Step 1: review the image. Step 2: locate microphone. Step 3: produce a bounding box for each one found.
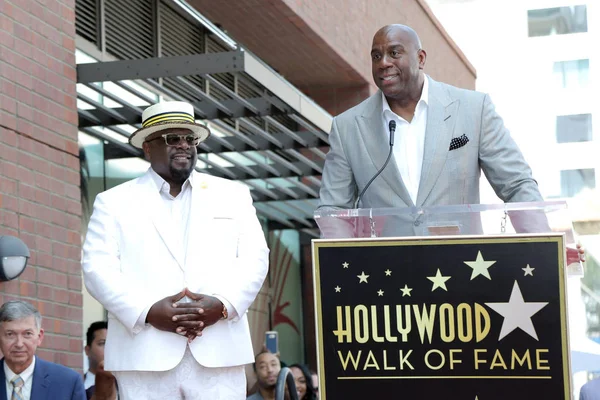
[354,120,396,209]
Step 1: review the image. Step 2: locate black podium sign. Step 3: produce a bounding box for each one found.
[312,235,570,400]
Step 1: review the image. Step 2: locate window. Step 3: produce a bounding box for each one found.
[528,5,587,37]
[560,169,595,197]
[553,59,589,89]
[556,114,592,143]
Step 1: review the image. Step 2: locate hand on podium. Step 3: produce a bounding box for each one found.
[566,243,585,266]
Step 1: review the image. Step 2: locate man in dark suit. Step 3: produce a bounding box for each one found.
[0,300,86,399]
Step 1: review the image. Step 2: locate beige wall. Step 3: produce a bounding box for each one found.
[190,0,476,114]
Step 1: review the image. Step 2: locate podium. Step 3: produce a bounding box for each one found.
[312,201,582,400]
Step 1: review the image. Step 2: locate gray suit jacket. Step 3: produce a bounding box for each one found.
[581,378,600,400]
[317,76,542,236]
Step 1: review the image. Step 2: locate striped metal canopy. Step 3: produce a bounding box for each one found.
[75,0,331,236]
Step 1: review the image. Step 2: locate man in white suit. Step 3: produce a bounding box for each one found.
[82,101,269,400]
[318,24,542,236]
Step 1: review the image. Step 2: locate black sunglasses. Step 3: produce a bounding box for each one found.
[146,133,200,147]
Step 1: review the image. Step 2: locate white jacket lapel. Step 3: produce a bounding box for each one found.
[184,173,212,271]
[138,172,185,270]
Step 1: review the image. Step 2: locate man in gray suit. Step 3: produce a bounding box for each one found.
[581,378,600,400]
[318,24,542,237]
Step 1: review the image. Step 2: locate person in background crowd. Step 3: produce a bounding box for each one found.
[247,351,281,400]
[580,377,600,400]
[84,321,107,392]
[289,364,317,400]
[84,321,118,399]
[0,301,86,399]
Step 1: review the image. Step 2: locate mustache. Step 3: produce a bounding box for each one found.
[170,152,192,159]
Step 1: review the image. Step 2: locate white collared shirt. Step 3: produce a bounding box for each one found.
[148,167,194,263]
[4,356,35,400]
[83,370,95,390]
[382,77,429,205]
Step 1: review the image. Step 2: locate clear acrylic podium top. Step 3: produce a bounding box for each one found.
[314,200,583,276]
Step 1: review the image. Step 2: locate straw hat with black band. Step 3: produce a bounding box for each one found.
[128,101,211,149]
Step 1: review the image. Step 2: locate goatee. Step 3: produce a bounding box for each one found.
[169,164,194,184]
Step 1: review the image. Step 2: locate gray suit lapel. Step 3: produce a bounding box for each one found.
[416,78,458,206]
[357,92,413,206]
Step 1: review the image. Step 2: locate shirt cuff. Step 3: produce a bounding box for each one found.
[213,295,238,321]
[133,305,152,334]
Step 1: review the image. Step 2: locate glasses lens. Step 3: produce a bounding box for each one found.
[165,134,180,146]
[164,134,200,146]
[185,135,200,145]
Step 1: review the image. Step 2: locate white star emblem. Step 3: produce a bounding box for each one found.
[385,269,392,276]
[485,281,548,341]
[357,271,370,283]
[334,286,341,293]
[427,269,451,291]
[522,264,535,276]
[400,284,412,297]
[377,290,384,296]
[342,262,349,269]
[463,251,496,280]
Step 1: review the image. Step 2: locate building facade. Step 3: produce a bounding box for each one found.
[0,0,475,379]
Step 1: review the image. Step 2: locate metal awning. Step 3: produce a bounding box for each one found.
[75,0,331,235]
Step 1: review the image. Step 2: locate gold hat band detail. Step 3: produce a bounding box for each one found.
[142,112,195,128]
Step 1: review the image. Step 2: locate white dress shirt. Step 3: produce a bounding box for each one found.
[382,77,429,205]
[134,168,235,331]
[4,356,35,400]
[83,370,95,390]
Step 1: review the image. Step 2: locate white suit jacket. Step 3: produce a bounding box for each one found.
[82,170,269,371]
[317,76,543,237]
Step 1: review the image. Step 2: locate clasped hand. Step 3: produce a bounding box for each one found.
[146,288,224,342]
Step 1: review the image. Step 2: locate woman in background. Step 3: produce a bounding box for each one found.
[289,364,317,400]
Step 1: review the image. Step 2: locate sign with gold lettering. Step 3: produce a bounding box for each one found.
[312,235,570,399]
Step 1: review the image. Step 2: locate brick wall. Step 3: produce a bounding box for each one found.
[277,0,476,91]
[0,0,82,370]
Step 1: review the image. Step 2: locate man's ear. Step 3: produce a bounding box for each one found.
[418,49,427,69]
[142,141,151,161]
[37,328,44,346]
[85,345,90,357]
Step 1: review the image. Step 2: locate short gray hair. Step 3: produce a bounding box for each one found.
[0,301,42,331]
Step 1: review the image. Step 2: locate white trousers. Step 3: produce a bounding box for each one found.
[113,347,246,400]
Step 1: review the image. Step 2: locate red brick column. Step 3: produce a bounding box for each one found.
[0,0,82,370]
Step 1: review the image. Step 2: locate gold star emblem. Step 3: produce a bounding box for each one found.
[335,286,341,293]
[342,262,349,268]
[400,284,412,297]
[357,271,370,283]
[199,181,209,189]
[384,269,392,276]
[427,269,451,292]
[377,290,384,296]
[522,264,535,276]
[463,251,496,280]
